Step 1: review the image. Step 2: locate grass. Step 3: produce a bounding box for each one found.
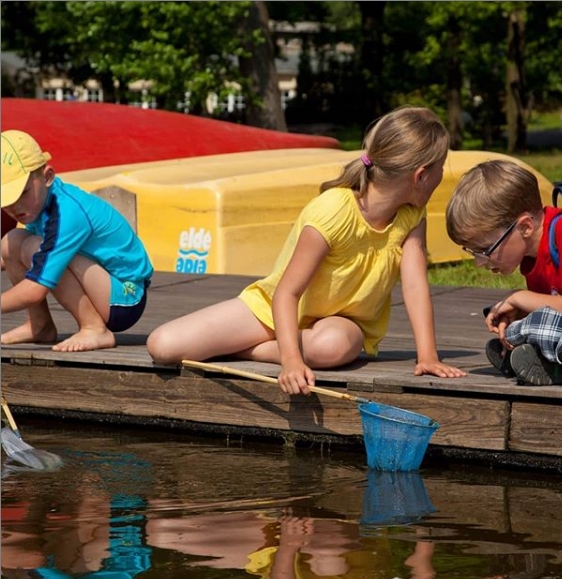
[514,151,561,183]
[332,116,562,288]
[528,110,561,131]
[335,122,562,183]
[427,260,525,289]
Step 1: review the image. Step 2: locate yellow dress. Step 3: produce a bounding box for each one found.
[245,535,394,579]
[238,187,425,356]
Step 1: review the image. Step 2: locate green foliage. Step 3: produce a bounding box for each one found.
[323,2,361,30]
[69,1,256,110]
[526,2,562,105]
[428,260,526,289]
[514,151,562,184]
[2,1,259,112]
[528,111,562,131]
[2,1,561,136]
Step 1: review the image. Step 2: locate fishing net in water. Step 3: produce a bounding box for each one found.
[359,402,439,471]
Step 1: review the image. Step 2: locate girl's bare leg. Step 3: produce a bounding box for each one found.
[1,230,58,344]
[241,316,364,368]
[147,298,275,365]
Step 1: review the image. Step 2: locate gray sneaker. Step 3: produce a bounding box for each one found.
[485,338,515,377]
[510,344,562,386]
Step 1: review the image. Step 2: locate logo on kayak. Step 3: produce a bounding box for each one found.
[176,227,212,274]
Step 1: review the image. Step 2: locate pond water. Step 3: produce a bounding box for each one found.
[1,418,562,579]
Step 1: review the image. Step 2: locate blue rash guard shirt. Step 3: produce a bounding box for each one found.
[25,177,153,307]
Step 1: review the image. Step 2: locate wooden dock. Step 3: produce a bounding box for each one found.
[2,272,562,471]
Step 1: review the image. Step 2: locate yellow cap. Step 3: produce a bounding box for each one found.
[1,130,52,207]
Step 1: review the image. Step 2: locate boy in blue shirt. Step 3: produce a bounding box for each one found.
[1,130,153,352]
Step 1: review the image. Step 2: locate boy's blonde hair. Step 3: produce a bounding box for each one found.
[446,160,543,247]
[320,106,450,196]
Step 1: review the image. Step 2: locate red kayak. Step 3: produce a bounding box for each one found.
[1,98,340,233]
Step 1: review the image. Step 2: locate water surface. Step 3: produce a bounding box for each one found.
[2,418,561,578]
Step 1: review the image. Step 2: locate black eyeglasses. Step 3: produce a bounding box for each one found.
[462,220,518,259]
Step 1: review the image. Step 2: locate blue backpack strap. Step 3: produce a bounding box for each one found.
[550,213,562,269]
[553,182,562,208]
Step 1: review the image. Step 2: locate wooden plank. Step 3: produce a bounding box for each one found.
[423,477,509,533]
[1,272,506,345]
[321,475,562,557]
[3,272,562,463]
[510,402,562,456]
[508,487,562,542]
[1,364,362,437]
[367,392,509,451]
[4,344,562,400]
[1,362,509,451]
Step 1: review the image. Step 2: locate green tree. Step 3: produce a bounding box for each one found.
[3,1,561,139]
[357,1,387,123]
[1,1,287,129]
[505,5,529,153]
[400,2,506,149]
[525,2,562,108]
[239,1,287,130]
[396,2,561,150]
[66,1,256,113]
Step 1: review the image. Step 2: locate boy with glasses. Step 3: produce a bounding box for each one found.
[446,159,562,386]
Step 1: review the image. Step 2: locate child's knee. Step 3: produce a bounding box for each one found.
[146,328,163,361]
[20,235,42,264]
[1,229,37,262]
[2,229,24,260]
[147,327,178,365]
[307,326,363,367]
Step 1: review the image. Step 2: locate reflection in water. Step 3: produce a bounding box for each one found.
[360,470,437,529]
[2,450,153,577]
[1,419,562,579]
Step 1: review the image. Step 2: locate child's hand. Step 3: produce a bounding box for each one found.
[414,359,467,378]
[484,299,522,335]
[278,360,316,395]
[278,509,314,549]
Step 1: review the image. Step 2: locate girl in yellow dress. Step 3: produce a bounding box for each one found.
[148,105,466,392]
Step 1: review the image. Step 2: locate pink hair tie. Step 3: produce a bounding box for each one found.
[361,154,373,168]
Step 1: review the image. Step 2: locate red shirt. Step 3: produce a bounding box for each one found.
[521,206,562,295]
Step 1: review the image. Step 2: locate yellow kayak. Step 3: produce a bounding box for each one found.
[61,148,554,275]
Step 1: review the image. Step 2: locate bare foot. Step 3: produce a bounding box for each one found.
[1,321,58,345]
[52,328,116,352]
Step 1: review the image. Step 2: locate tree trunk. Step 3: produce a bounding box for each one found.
[99,72,117,104]
[445,20,463,150]
[358,1,387,124]
[506,9,528,154]
[238,1,287,131]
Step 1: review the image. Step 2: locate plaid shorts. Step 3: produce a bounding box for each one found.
[506,306,562,363]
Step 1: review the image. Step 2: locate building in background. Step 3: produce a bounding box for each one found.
[1,22,351,119]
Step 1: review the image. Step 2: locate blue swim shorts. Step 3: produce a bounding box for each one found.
[107,284,149,332]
